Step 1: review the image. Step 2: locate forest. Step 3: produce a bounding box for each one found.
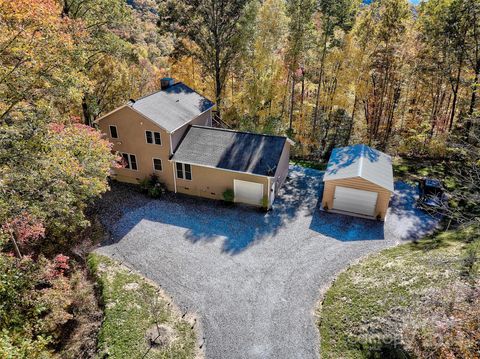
[0,0,479,357]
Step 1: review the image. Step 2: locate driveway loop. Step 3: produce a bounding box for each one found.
[97,166,439,359]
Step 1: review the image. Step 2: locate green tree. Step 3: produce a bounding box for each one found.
[157,0,255,117]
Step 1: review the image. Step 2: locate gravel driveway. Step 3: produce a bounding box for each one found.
[96,166,438,359]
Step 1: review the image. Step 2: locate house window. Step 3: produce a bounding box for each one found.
[109,125,118,138]
[146,131,161,145]
[153,158,162,172]
[121,153,137,170]
[176,162,191,180]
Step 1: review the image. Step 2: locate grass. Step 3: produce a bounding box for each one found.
[317,227,477,359]
[290,159,328,171]
[392,157,459,190]
[88,253,198,359]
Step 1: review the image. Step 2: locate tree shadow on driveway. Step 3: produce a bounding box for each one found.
[99,166,439,255]
[309,180,440,242]
[103,166,324,254]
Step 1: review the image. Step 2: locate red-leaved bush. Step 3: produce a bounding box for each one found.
[2,212,45,252]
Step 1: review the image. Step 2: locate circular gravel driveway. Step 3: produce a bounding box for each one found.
[96,166,438,359]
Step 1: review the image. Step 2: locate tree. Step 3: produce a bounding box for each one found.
[0,121,116,244]
[157,0,255,117]
[355,0,411,148]
[311,0,359,134]
[285,0,316,131]
[0,0,84,122]
[236,0,288,129]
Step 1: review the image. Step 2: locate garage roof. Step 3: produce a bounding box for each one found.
[323,144,394,192]
[171,126,287,176]
[130,82,214,132]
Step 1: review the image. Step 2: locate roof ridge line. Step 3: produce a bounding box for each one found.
[190,125,288,140]
[131,82,184,103]
[357,144,365,177]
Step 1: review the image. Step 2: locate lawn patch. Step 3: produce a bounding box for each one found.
[290,159,327,171]
[318,227,479,359]
[88,253,198,358]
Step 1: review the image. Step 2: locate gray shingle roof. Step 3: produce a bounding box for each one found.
[323,144,394,192]
[171,126,287,176]
[131,83,214,132]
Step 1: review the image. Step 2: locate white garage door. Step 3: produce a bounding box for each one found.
[234,179,264,206]
[333,186,378,217]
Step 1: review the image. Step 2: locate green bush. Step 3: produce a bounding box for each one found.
[140,174,166,198]
[261,195,269,210]
[223,189,234,203]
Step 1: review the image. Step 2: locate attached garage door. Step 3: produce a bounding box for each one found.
[333,186,378,217]
[234,179,264,206]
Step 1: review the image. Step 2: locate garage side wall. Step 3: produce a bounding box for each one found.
[175,164,269,205]
[273,141,291,193]
[322,177,392,220]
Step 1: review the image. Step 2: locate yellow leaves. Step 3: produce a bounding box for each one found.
[0,0,61,29]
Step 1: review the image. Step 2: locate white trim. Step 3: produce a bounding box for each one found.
[175,162,192,181]
[145,130,152,144]
[233,179,264,206]
[152,158,163,172]
[95,104,170,134]
[169,106,214,134]
[145,130,162,146]
[109,125,118,139]
[267,176,271,207]
[128,106,170,132]
[172,161,177,193]
[154,131,162,145]
[94,105,127,123]
[119,152,139,171]
[170,160,271,179]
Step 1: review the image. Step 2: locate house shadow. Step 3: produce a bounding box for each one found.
[101,166,325,255]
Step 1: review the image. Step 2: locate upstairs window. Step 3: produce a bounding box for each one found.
[121,153,137,170]
[176,162,191,180]
[109,125,118,138]
[146,130,161,145]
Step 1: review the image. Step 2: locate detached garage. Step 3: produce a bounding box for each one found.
[321,144,394,220]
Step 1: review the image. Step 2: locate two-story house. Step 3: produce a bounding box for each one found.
[95,78,291,208]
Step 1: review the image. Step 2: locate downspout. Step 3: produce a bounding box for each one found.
[169,134,177,193]
[267,176,271,209]
[172,161,177,193]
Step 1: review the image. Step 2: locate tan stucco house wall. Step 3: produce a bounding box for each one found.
[97,106,176,190]
[175,164,271,203]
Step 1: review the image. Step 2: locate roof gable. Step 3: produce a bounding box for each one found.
[171,126,287,177]
[131,83,214,132]
[323,144,394,192]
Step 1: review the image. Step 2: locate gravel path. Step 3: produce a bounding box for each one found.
[95,166,438,359]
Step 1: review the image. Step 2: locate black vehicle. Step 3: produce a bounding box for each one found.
[418,178,447,207]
